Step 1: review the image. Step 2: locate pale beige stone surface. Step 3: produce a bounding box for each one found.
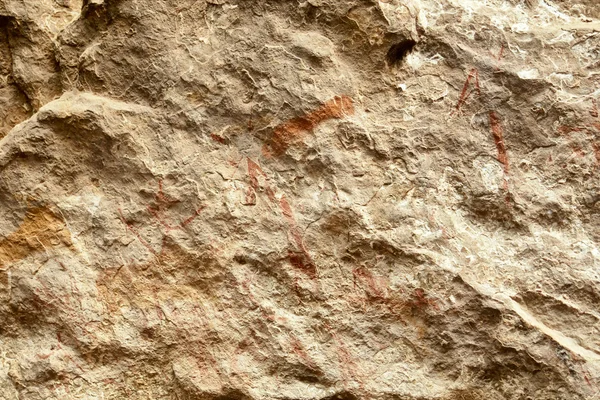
[1,0,600,399]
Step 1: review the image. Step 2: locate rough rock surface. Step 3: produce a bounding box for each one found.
[1,0,600,399]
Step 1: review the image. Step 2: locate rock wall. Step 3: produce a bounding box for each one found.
[1,0,600,399]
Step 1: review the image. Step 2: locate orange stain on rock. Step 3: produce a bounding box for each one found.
[97,239,223,317]
[0,207,72,268]
[262,95,354,157]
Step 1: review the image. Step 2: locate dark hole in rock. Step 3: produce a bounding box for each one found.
[386,39,417,66]
[320,391,359,400]
[215,390,252,400]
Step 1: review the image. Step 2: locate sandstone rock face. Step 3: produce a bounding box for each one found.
[1,0,600,399]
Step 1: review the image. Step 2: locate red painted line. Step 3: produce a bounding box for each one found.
[279,196,295,220]
[279,195,317,278]
[247,158,261,191]
[288,250,317,279]
[210,133,227,144]
[489,111,509,174]
[244,187,257,205]
[593,143,600,168]
[181,206,205,227]
[324,322,363,389]
[289,336,317,370]
[353,266,387,299]
[64,354,85,373]
[557,124,600,161]
[584,373,592,387]
[118,208,159,255]
[558,125,587,135]
[452,68,481,115]
[147,206,178,231]
[497,44,504,61]
[156,180,179,206]
[245,159,317,279]
[493,44,505,72]
[247,157,278,203]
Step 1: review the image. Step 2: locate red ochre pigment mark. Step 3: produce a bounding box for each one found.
[149,180,206,229]
[350,264,439,322]
[146,180,182,231]
[118,180,205,255]
[156,180,179,205]
[451,68,481,115]
[244,157,317,279]
[280,195,317,279]
[244,187,257,206]
[44,332,85,373]
[584,373,593,387]
[558,126,588,158]
[324,323,363,389]
[492,44,505,72]
[247,158,262,189]
[229,157,243,168]
[489,112,509,174]
[262,95,355,157]
[496,44,505,62]
[489,111,511,203]
[412,288,439,310]
[558,124,600,167]
[289,336,318,370]
[245,159,262,205]
[181,206,206,227]
[592,143,600,167]
[247,158,276,203]
[240,277,261,311]
[353,266,388,299]
[210,133,227,144]
[38,333,65,360]
[118,208,160,256]
[147,206,179,231]
[558,125,594,137]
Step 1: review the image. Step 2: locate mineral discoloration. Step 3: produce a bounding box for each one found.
[0,207,72,268]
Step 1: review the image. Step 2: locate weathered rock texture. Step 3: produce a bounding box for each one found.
[1,0,600,399]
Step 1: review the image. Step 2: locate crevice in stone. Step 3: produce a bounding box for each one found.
[0,16,34,136]
[57,0,124,92]
[319,391,359,400]
[1,14,62,111]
